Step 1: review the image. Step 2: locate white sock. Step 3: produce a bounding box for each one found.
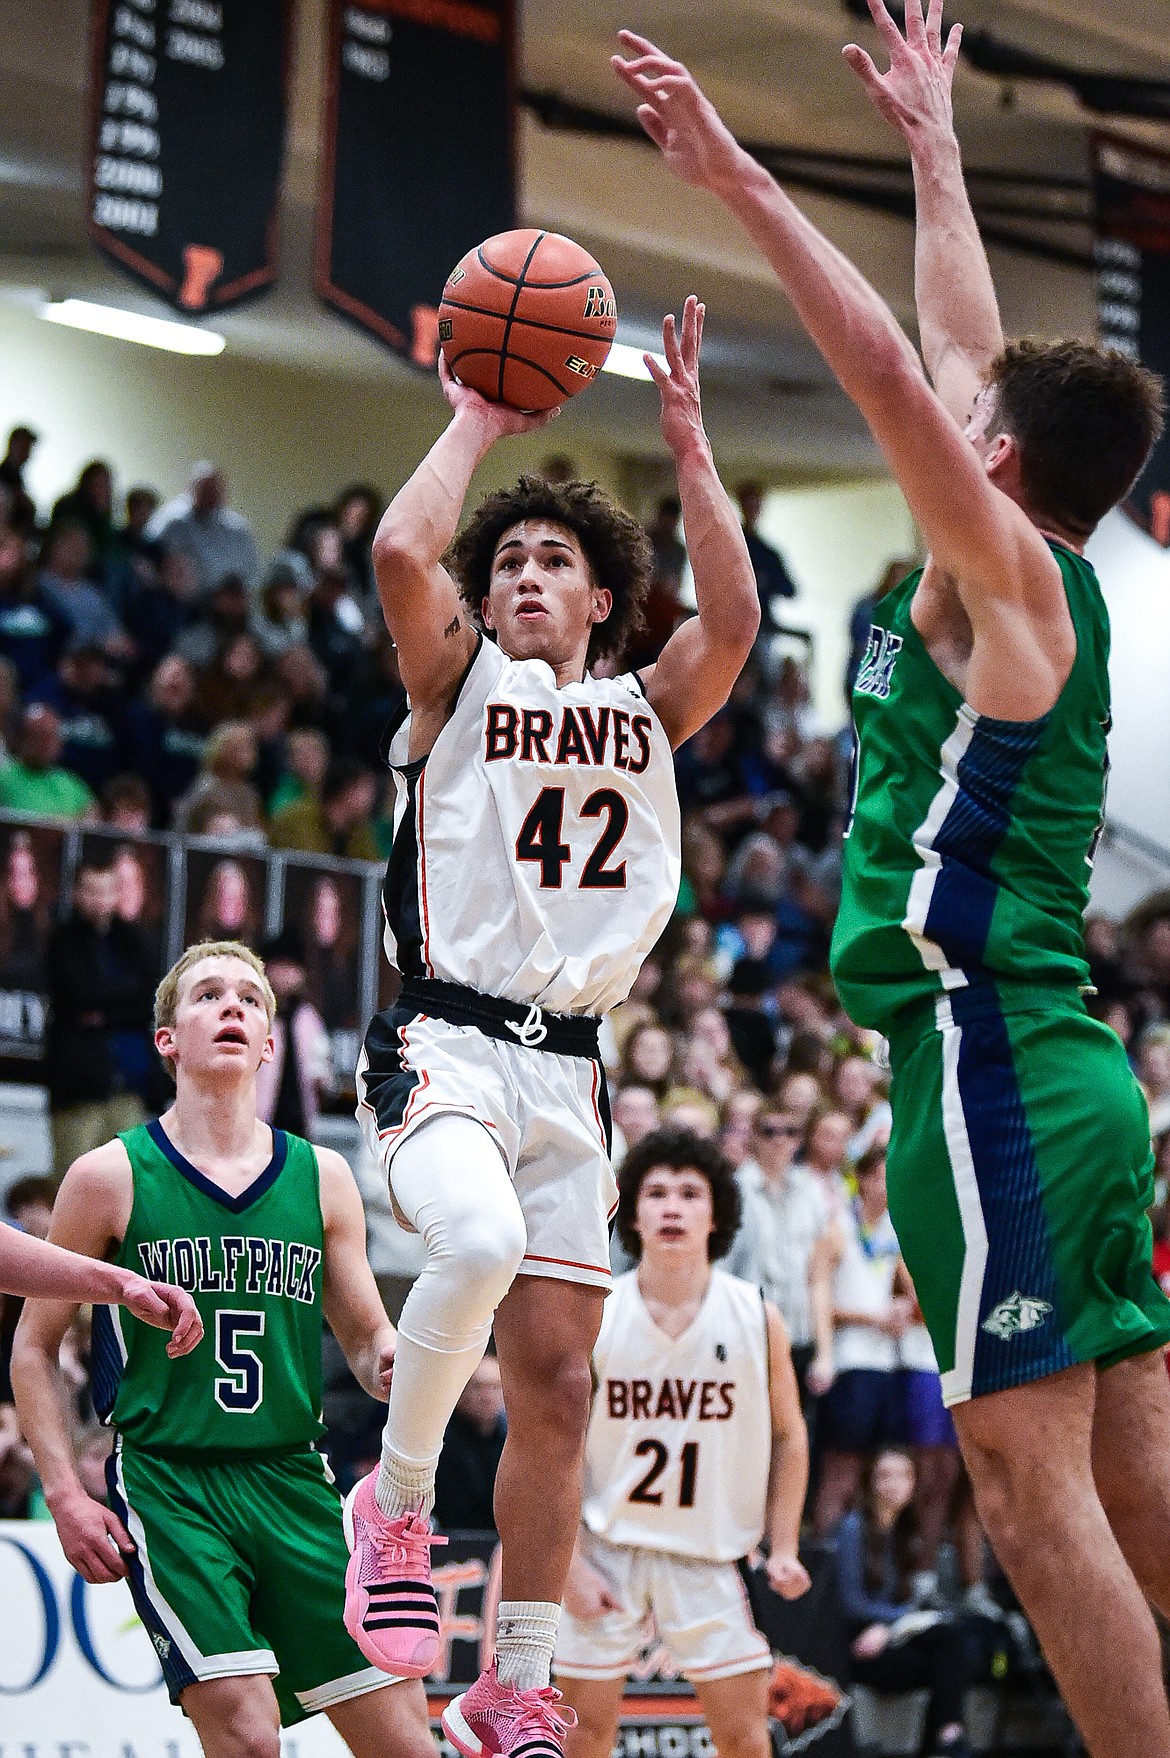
[496,1600,561,1693]
[375,1445,437,1521]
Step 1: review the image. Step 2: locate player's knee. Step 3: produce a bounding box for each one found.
[217,1704,281,1758]
[518,1348,592,1444]
[443,1201,527,1300]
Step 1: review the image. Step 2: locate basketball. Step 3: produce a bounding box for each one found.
[437,228,617,412]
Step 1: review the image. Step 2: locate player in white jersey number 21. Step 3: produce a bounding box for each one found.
[342,293,761,1758]
[555,1127,810,1758]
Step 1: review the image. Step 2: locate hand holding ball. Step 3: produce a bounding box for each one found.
[438,228,617,412]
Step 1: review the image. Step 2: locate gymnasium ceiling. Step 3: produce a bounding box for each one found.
[2,0,1170,477]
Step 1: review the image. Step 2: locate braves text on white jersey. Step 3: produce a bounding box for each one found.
[380,637,681,1015]
[582,1267,772,1562]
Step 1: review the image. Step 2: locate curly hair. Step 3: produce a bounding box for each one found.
[986,339,1164,538]
[615,1126,742,1263]
[445,474,653,666]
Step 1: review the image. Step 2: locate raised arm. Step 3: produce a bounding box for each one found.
[843,0,1002,422]
[319,1147,397,1402]
[639,296,760,748]
[613,34,1065,679]
[372,363,553,725]
[2,1219,200,1345]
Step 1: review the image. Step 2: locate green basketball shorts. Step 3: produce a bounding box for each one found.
[885,988,1170,1406]
[107,1442,403,1724]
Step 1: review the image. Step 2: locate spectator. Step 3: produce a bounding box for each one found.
[254,929,334,1137]
[609,1083,661,1165]
[627,494,687,668]
[617,1019,678,1100]
[121,654,207,824]
[267,726,331,816]
[836,1449,983,1758]
[43,854,157,1169]
[814,1145,910,1537]
[251,558,310,661]
[0,523,70,692]
[0,425,38,536]
[717,1086,762,1168]
[32,644,125,797]
[728,1098,837,1406]
[50,460,118,583]
[194,855,262,944]
[119,484,161,561]
[146,462,261,595]
[737,481,799,631]
[99,773,153,833]
[124,545,198,674]
[800,1104,855,1217]
[268,755,380,860]
[172,720,265,840]
[0,703,95,821]
[36,523,130,657]
[432,1352,507,1534]
[176,572,252,673]
[334,482,382,604]
[196,630,270,727]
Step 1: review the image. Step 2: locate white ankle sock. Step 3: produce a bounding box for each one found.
[375,1446,436,1521]
[496,1600,561,1692]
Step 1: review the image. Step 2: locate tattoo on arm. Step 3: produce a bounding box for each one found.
[444,614,461,638]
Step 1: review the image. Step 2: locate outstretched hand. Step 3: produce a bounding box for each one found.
[437,350,559,440]
[611,31,740,193]
[843,0,963,142]
[121,1274,204,1358]
[647,296,707,458]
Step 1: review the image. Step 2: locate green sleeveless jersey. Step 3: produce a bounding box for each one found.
[830,542,1109,1033]
[92,1121,326,1454]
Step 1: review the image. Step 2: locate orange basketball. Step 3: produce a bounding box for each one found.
[437,228,617,412]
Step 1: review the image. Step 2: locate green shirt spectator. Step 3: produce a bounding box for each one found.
[268,756,380,862]
[0,704,95,821]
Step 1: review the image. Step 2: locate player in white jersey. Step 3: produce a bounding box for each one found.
[553,1128,810,1758]
[342,294,760,1758]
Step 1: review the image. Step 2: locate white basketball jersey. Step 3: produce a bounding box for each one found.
[582,1267,772,1562]
[382,636,681,1015]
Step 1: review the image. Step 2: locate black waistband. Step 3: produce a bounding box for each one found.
[398,976,601,1059]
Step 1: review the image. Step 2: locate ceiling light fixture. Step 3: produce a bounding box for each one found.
[601,340,668,382]
[40,298,225,356]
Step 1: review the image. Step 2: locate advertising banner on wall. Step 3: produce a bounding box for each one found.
[0,1526,854,1757]
[87,0,292,313]
[1094,132,1170,544]
[316,0,515,365]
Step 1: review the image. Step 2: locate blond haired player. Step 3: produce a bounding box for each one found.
[13,941,432,1758]
[553,1127,809,1758]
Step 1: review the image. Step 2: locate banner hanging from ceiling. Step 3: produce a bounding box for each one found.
[1094,132,1170,545]
[86,0,291,313]
[316,0,515,366]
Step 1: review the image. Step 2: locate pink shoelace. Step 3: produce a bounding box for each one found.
[367,1509,448,1569]
[506,1684,577,1739]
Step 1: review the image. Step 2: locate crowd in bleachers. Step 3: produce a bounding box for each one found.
[3,419,1170,1740]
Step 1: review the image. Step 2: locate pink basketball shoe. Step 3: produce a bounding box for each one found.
[443,1661,577,1758]
[341,1471,446,1675]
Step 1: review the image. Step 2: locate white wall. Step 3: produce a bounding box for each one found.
[756,478,920,728]
[0,297,625,554]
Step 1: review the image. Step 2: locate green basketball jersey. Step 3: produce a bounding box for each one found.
[830,542,1110,1032]
[92,1121,326,1454]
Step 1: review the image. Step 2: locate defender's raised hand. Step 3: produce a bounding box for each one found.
[842,0,963,143]
[611,31,740,193]
[646,296,707,458]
